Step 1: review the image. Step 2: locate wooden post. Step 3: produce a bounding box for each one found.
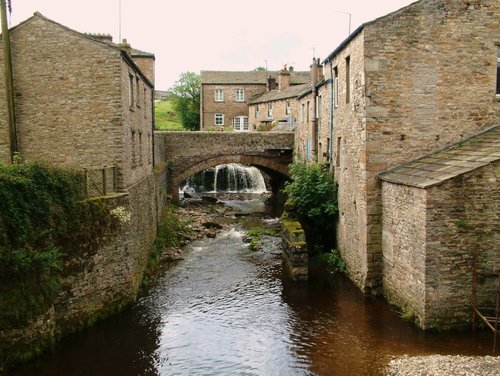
[1,0,18,162]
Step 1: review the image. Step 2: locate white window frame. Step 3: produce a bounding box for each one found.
[267,102,273,117]
[286,100,291,115]
[215,88,224,102]
[235,89,245,102]
[233,116,249,132]
[215,113,224,126]
[255,105,259,117]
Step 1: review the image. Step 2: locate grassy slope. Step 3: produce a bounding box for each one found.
[154,99,184,130]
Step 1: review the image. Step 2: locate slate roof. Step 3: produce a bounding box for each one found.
[200,70,309,85]
[379,125,500,188]
[248,83,309,104]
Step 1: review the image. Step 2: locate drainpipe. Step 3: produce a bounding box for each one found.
[329,60,334,171]
[310,58,318,160]
[1,0,17,162]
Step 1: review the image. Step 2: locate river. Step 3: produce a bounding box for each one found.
[8,198,494,376]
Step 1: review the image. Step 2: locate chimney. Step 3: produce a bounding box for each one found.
[266,76,277,91]
[278,65,290,91]
[310,57,324,86]
[118,38,132,56]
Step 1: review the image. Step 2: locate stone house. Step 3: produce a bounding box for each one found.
[248,67,308,131]
[293,0,499,327]
[0,12,155,191]
[0,12,166,357]
[200,69,308,131]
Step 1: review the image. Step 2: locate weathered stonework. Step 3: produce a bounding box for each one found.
[0,13,165,365]
[0,13,154,190]
[382,160,500,329]
[156,131,294,201]
[313,0,500,294]
[281,215,308,281]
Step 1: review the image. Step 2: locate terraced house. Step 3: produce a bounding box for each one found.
[200,69,308,131]
[294,0,499,328]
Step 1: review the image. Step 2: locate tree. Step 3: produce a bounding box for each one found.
[170,72,200,131]
[254,66,266,71]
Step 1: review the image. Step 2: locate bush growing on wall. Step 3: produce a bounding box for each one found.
[0,161,119,329]
[284,162,338,255]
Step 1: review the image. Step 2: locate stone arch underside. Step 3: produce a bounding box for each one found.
[171,154,290,189]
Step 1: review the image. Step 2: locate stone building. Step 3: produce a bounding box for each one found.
[293,0,499,327]
[0,13,166,360]
[0,12,155,190]
[200,69,308,131]
[248,67,308,131]
[380,126,499,328]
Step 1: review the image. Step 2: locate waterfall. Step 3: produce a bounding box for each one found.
[182,164,267,194]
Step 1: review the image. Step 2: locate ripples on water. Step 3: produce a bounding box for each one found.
[8,203,495,376]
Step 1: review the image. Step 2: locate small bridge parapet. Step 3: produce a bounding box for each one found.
[155,131,294,202]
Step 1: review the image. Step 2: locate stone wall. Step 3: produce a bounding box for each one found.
[320,31,371,291]
[200,83,266,129]
[0,171,165,366]
[382,161,500,328]
[312,0,500,294]
[0,14,154,190]
[382,183,427,325]
[362,0,500,290]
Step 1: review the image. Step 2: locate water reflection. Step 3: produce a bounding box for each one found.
[7,200,494,376]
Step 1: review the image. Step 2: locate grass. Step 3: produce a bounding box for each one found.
[154,99,184,131]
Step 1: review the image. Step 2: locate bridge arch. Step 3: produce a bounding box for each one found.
[168,154,290,202]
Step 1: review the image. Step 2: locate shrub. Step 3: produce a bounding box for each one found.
[283,162,338,255]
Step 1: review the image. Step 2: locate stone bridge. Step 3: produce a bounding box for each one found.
[155,131,294,202]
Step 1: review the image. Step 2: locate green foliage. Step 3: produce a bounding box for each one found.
[284,162,338,255]
[310,249,346,274]
[170,72,200,131]
[254,66,266,71]
[0,161,119,329]
[146,204,189,275]
[154,99,184,130]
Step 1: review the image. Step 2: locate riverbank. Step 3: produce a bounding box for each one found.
[385,355,500,375]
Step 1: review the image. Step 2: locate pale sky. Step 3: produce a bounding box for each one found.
[9,0,417,90]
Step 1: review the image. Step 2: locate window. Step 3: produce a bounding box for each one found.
[268,102,273,117]
[138,132,143,166]
[215,113,224,126]
[255,105,259,117]
[316,95,322,118]
[144,87,147,118]
[235,89,245,102]
[333,66,339,107]
[233,116,249,131]
[345,56,351,104]
[497,47,500,95]
[336,137,342,167]
[131,131,136,167]
[215,89,224,102]
[136,77,140,108]
[306,101,310,122]
[301,103,305,122]
[128,75,134,108]
[286,100,291,115]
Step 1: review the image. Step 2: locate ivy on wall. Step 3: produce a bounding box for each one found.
[0,161,119,329]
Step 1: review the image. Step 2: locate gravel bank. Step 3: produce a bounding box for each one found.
[385,355,500,376]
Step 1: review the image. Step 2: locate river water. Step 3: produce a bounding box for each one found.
[8,199,494,376]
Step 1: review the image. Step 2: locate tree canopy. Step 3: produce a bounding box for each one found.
[169,72,200,131]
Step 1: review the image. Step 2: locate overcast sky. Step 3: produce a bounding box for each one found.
[9,0,416,90]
